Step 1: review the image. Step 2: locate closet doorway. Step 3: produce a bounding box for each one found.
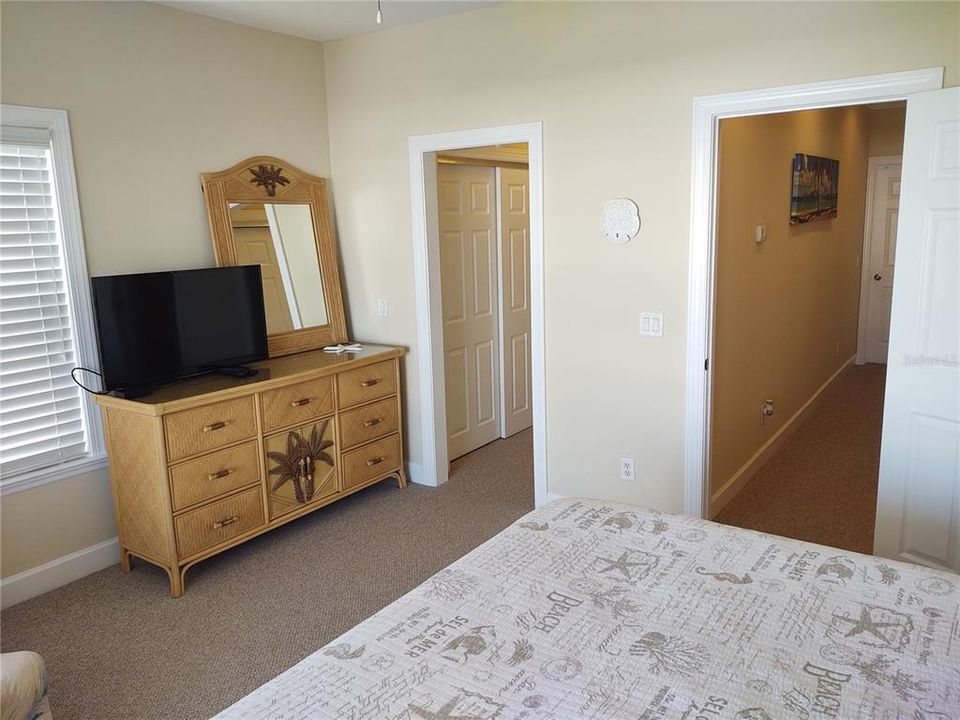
[436,145,532,460]
[407,122,546,505]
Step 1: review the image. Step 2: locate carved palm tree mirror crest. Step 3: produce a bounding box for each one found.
[200,156,348,357]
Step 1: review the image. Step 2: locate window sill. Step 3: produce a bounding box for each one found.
[0,454,109,496]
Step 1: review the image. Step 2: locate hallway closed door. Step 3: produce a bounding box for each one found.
[438,164,500,460]
[863,159,901,364]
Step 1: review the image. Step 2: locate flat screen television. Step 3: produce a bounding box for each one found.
[91,266,268,395]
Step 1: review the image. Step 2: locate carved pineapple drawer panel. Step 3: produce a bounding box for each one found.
[95,345,407,597]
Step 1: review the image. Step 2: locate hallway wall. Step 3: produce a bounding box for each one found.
[710,107,871,510]
[710,104,905,513]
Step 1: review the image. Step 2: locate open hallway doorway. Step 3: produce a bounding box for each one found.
[685,69,960,573]
[707,102,905,553]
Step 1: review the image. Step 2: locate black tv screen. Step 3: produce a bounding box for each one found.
[92,266,268,392]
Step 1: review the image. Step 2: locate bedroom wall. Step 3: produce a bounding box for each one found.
[0,1,331,579]
[709,107,871,511]
[321,1,958,511]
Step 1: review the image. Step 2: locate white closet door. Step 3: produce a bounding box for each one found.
[438,164,500,460]
[874,87,960,572]
[499,167,532,437]
[864,160,901,364]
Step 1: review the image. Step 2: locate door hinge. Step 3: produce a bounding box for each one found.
[704,358,710,371]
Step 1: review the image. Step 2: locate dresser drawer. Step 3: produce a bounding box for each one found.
[169,440,260,512]
[261,376,334,433]
[337,359,396,409]
[339,396,399,450]
[174,486,263,559]
[164,396,257,462]
[341,433,401,491]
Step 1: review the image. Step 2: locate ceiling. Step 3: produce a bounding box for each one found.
[158,1,497,43]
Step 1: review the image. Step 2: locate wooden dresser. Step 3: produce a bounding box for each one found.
[94,344,406,597]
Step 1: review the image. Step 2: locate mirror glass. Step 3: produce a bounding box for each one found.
[228,202,328,335]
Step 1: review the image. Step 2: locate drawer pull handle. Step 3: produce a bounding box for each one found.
[203,421,228,432]
[290,398,312,407]
[360,379,380,388]
[363,417,382,428]
[212,515,239,529]
[207,469,232,480]
[366,456,384,466]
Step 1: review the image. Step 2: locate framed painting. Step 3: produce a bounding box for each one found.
[790,153,839,225]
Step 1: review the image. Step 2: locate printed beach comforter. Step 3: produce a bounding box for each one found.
[214,498,960,719]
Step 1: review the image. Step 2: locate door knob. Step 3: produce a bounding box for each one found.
[873,273,882,281]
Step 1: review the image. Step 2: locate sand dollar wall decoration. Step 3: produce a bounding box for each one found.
[601,198,641,244]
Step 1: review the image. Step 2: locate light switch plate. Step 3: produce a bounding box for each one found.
[639,312,663,337]
[377,298,388,318]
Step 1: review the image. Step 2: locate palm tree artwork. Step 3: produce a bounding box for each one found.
[266,420,335,507]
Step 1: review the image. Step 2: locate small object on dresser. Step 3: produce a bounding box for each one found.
[323,343,363,355]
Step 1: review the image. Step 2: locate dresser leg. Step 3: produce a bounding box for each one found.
[395,469,407,489]
[166,567,184,598]
[119,548,132,573]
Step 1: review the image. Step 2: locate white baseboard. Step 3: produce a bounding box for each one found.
[0,537,119,610]
[544,492,566,505]
[709,355,855,518]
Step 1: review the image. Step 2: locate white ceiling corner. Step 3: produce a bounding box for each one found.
[157,1,499,43]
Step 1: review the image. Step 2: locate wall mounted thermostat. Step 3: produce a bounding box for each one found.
[601,198,641,244]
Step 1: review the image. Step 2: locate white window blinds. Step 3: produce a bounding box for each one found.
[0,140,87,478]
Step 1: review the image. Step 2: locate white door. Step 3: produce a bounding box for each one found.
[498,167,533,437]
[438,164,500,460]
[863,159,902,364]
[874,87,960,572]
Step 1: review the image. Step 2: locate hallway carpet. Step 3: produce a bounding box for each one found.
[1,431,533,720]
[715,363,886,554]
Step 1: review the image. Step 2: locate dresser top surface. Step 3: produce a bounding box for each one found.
[94,344,405,415]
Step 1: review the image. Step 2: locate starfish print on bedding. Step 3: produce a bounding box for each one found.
[836,606,905,646]
[594,550,659,583]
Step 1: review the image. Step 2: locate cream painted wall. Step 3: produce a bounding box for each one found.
[710,107,870,501]
[322,2,958,511]
[0,1,331,579]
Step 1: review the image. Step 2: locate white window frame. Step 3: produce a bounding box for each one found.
[1,104,106,495]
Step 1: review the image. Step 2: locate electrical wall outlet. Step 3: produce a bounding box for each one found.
[760,399,775,425]
[377,297,389,318]
[620,456,635,482]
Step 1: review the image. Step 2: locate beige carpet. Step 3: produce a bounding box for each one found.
[1,430,533,720]
[715,363,886,554]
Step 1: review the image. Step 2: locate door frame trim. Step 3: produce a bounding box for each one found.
[684,68,943,519]
[408,122,547,506]
[856,155,903,365]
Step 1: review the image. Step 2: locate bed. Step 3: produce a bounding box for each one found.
[214,498,960,719]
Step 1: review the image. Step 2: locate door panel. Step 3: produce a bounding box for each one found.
[499,167,532,436]
[874,87,960,572]
[438,164,500,460]
[865,162,901,363]
[233,227,294,333]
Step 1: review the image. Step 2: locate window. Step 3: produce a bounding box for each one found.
[0,105,104,492]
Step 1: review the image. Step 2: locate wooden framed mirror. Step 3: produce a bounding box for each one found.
[200,156,347,357]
